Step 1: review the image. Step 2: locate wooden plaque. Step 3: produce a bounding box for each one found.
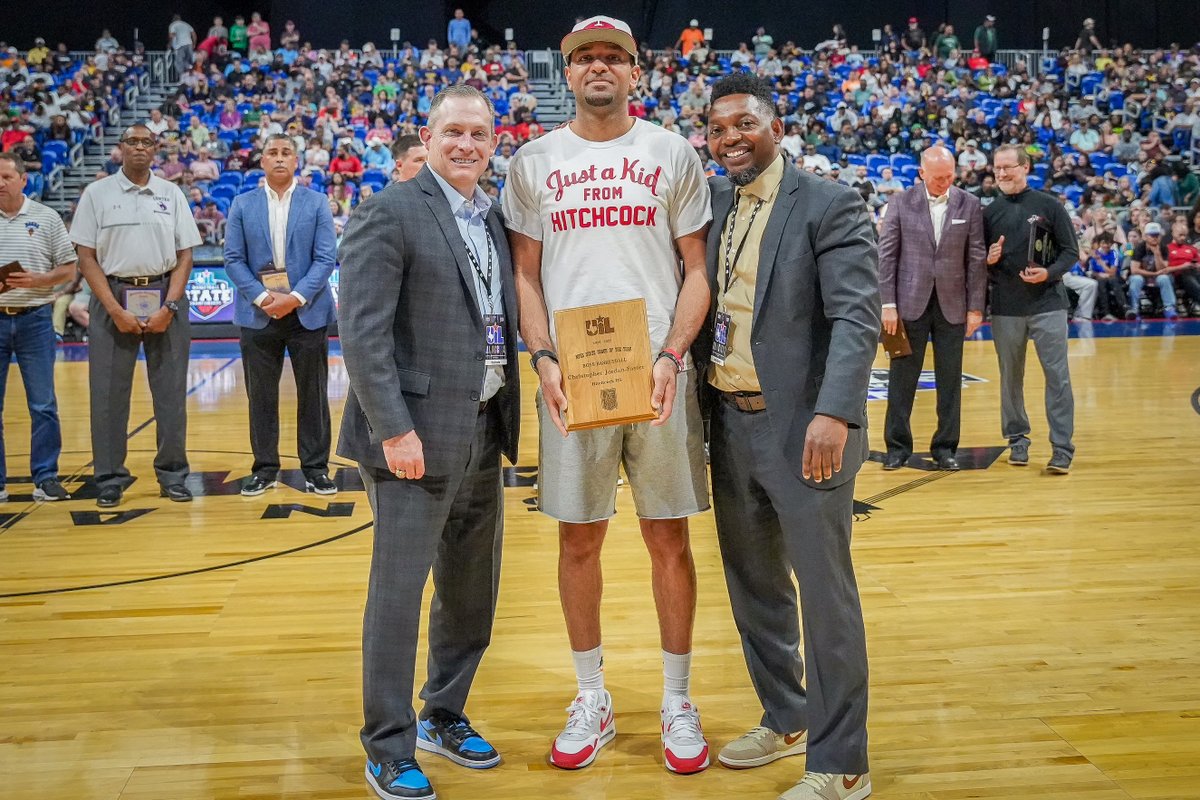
[553,298,658,431]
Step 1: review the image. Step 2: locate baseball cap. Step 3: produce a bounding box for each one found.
[1144,222,1163,235]
[690,19,699,27]
[986,15,996,22]
[908,17,918,24]
[967,139,979,146]
[561,16,638,59]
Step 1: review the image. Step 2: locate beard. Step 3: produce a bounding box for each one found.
[727,165,761,187]
[584,93,616,107]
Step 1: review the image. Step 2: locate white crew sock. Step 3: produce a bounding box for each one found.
[662,649,692,700]
[572,645,605,692]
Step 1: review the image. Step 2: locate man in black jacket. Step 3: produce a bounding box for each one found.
[983,144,1079,474]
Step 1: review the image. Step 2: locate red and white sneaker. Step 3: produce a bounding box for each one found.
[661,694,710,774]
[549,689,615,769]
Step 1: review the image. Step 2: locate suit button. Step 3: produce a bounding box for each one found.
[476,353,484,361]
[470,391,480,401]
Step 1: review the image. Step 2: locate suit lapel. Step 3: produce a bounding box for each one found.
[753,164,800,327]
[255,189,273,261]
[708,180,734,301]
[913,186,937,251]
[416,169,482,310]
[284,185,303,258]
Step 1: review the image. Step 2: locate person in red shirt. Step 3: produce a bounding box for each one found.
[328,144,364,181]
[1166,215,1200,313]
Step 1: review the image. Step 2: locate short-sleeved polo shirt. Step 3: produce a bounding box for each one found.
[0,196,76,307]
[69,170,202,277]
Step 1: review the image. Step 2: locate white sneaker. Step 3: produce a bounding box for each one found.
[549,689,615,769]
[779,772,872,800]
[661,694,710,774]
[718,725,807,768]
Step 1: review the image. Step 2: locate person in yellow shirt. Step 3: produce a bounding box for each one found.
[28,38,51,68]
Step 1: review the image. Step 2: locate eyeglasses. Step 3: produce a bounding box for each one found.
[121,138,157,149]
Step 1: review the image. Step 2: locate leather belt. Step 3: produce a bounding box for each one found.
[719,390,767,413]
[0,304,47,316]
[111,272,172,286]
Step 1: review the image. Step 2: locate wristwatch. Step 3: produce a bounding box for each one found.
[530,349,558,371]
[164,300,180,315]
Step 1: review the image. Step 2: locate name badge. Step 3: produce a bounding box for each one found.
[711,310,732,366]
[123,287,163,321]
[484,314,507,366]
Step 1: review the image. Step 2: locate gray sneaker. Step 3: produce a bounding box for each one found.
[33,479,71,501]
[779,772,872,800]
[1046,452,1072,474]
[718,726,807,769]
[1008,443,1029,466]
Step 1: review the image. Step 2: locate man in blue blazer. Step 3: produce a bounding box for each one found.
[223,133,339,496]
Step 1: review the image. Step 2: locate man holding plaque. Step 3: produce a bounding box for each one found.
[983,144,1078,474]
[504,16,713,774]
[0,152,76,503]
[697,74,879,800]
[71,124,203,508]
[337,86,520,800]
[224,133,339,497]
[878,146,987,471]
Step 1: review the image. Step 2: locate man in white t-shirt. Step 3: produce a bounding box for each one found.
[503,15,713,776]
[168,14,196,78]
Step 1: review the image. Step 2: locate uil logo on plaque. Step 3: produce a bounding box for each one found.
[553,298,657,431]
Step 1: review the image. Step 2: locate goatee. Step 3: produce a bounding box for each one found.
[727,166,761,187]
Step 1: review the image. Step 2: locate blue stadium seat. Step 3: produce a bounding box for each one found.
[1063,185,1084,204]
[844,154,866,166]
[210,184,238,201]
[1026,174,1045,190]
[899,164,920,181]
[363,169,388,185]
[216,172,243,188]
[889,153,915,169]
[243,169,265,185]
[211,196,230,215]
[41,153,59,173]
[1107,91,1125,111]
[43,141,69,162]
[1089,153,1111,171]
[1080,73,1103,96]
[866,154,889,172]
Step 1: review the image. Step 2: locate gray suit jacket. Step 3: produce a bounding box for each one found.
[877,184,987,324]
[336,167,520,475]
[695,161,881,490]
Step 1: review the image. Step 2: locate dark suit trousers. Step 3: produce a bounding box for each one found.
[711,401,869,774]
[239,315,330,478]
[359,407,503,763]
[884,295,965,459]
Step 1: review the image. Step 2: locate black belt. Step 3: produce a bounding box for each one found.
[111,272,172,286]
[0,303,48,316]
[718,390,767,413]
[479,398,492,414]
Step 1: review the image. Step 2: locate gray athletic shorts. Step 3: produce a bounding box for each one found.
[537,368,710,523]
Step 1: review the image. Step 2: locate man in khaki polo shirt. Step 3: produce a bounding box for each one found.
[71,124,202,508]
[0,152,76,503]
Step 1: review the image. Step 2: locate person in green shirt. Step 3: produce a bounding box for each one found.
[229,15,248,53]
[934,24,960,60]
[1178,166,1199,206]
[973,16,998,61]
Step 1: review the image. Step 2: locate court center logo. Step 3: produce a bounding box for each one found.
[866,368,987,401]
[187,269,235,320]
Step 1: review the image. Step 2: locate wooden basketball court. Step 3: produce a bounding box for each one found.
[2,325,1198,800]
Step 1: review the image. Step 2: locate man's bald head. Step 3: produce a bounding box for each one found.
[919,145,956,197]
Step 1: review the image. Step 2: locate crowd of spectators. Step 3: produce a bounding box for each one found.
[6,13,1200,320]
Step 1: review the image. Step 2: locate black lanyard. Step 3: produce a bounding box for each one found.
[463,223,496,315]
[722,191,765,296]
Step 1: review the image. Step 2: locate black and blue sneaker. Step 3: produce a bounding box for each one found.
[416,709,501,769]
[365,758,435,800]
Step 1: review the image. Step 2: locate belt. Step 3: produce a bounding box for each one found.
[111,272,172,286]
[719,390,767,413]
[479,398,492,414]
[0,304,47,316]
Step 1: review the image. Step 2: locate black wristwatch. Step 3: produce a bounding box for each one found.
[530,349,558,371]
[164,300,180,315]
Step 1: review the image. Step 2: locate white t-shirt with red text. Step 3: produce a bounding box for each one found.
[502,119,711,357]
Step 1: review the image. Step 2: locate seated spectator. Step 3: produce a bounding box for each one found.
[850,165,881,208]
[971,174,1001,207]
[1064,243,1100,321]
[194,199,226,244]
[801,143,831,173]
[362,139,394,174]
[12,135,41,174]
[1128,222,1178,319]
[327,172,355,214]
[1087,233,1129,320]
[303,137,330,173]
[145,109,169,136]
[45,114,72,142]
[1147,165,1179,208]
[958,139,988,171]
[365,117,394,145]
[190,148,221,183]
[219,100,242,132]
[1165,215,1200,314]
[876,166,904,199]
[329,143,364,180]
[328,196,349,235]
[157,150,186,184]
[1069,120,1101,153]
[247,12,272,52]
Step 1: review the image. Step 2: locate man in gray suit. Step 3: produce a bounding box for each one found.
[878,146,987,471]
[697,74,879,800]
[337,85,520,800]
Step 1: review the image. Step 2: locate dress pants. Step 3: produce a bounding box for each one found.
[359,406,504,762]
[239,315,330,479]
[88,286,190,489]
[710,400,869,775]
[1094,276,1128,317]
[990,311,1075,457]
[884,295,965,460]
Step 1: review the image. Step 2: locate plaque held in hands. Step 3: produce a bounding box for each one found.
[552,298,658,431]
